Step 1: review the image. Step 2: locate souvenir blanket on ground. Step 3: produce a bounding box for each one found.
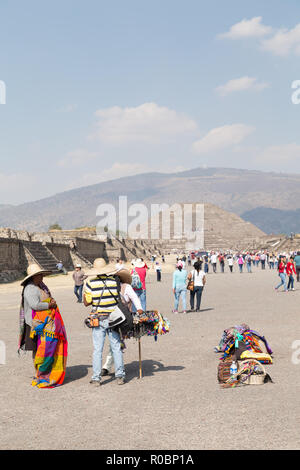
[30,301,68,388]
[216,324,273,364]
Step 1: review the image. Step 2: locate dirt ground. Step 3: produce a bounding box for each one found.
[1,258,300,450]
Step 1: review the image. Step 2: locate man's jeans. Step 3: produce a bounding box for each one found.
[174,287,187,311]
[74,284,83,302]
[246,263,252,273]
[91,319,125,381]
[132,289,146,312]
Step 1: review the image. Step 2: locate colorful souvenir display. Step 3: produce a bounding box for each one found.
[124,310,170,340]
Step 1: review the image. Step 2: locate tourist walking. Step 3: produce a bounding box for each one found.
[246,253,252,273]
[83,258,126,385]
[187,261,206,312]
[19,264,68,388]
[238,254,244,273]
[275,257,288,292]
[72,263,88,303]
[286,257,296,291]
[172,262,187,314]
[227,255,234,273]
[155,262,162,281]
[294,251,300,282]
[211,252,217,273]
[204,255,209,273]
[219,253,225,273]
[131,258,147,312]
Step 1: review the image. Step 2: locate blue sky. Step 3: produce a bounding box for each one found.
[1,0,300,204]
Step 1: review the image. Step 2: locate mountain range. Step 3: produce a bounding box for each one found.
[0,167,299,234]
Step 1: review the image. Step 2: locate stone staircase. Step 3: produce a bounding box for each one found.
[23,241,61,273]
[69,250,93,269]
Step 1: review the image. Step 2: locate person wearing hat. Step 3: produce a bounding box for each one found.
[83,258,126,385]
[19,264,68,388]
[19,264,57,355]
[72,263,88,303]
[131,258,147,312]
[101,267,143,377]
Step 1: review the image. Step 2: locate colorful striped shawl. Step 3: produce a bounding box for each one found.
[30,300,68,388]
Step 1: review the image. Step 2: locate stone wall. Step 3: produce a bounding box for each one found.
[46,243,74,269]
[74,237,107,263]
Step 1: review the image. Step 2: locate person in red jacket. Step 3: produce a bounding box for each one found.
[286,257,296,291]
[275,256,288,292]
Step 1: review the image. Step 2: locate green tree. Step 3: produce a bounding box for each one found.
[49,223,62,231]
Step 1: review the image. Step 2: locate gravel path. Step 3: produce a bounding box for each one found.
[1,264,300,450]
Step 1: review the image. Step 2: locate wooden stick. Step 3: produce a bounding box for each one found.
[138,337,142,379]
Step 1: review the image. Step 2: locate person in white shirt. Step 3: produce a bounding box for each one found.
[115,259,124,271]
[101,268,143,376]
[210,252,217,273]
[187,261,206,312]
[227,255,234,273]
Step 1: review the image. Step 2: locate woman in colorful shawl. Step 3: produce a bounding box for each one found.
[19,264,68,388]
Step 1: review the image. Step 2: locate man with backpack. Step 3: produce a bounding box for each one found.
[101,266,143,377]
[131,258,147,312]
[83,258,126,386]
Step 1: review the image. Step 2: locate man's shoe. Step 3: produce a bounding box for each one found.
[101,368,109,376]
[89,379,101,386]
[117,377,125,385]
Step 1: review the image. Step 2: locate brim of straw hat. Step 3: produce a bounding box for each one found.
[21,269,53,286]
[114,268,132,285]
[86,265,117,277]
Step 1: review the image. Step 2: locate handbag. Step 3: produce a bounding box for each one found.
[187,271,195,291]
[84,278,108,329]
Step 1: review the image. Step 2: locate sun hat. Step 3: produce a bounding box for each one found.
[86,258,117,277]
[76,263,82,268]
[21,263,53,286]
[134,258,145,268]
[115,268,132,285]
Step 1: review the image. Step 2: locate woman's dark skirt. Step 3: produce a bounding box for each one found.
[23,323,37,353]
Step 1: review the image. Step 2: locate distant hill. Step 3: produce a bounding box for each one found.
[0,167,299,233]
[242,207,300,235]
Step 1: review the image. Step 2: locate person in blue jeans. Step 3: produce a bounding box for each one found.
[187,261,206,312]
[83,258,125,386]
[172,262,187,313]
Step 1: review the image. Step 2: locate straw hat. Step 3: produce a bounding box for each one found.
[115,268,132,285]
[134,258,145,268]
[21,263,53,286]
[87,258,117,276]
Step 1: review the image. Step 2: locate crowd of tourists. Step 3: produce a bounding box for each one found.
[181,250,300,279]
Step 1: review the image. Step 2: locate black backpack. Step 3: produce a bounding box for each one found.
[105,276,134,335]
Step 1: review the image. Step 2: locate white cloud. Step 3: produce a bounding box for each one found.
[216,76,269,96]
[261,24,300,56]
[219,17,273,40]
[90,102,197,144]
[58,149,98,167]
[192,124,255,154]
